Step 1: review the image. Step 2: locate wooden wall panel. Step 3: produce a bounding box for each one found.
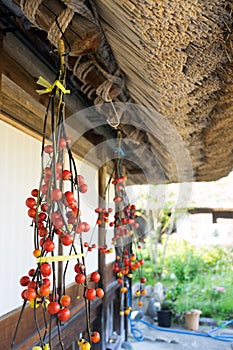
[0,263,119,350]
[0,32,99,166]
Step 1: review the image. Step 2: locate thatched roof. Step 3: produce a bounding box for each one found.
[3,0,233,184]
[94,0,233,182]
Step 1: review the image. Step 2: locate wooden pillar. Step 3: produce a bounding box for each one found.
[113,289,124,336]
[96,152,107,350]
[98,162,107,288]
[212,213,217,224]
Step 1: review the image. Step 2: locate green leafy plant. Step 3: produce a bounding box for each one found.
[158,286,178,315]
[137,237,233,321]
[160,299,176,314]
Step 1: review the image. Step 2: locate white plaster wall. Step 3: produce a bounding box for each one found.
[0,120,41,316]
[0,120,99,316]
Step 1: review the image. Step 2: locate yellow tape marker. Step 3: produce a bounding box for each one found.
[36,76,70,95]
[37,253,83,263]
[32,345,50,350]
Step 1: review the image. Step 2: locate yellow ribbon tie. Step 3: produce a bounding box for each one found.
[36,76,70,95]
[37,253,83,264]
[32,344,50,350]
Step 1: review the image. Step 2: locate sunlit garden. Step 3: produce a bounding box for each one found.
[135,237,233,322]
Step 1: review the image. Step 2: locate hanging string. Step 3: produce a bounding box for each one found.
[107,100,121,129]
[20,0,74,49]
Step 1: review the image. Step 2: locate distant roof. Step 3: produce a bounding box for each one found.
[127,171,233,211]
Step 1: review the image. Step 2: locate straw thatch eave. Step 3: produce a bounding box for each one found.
[94,0,233,182]
[3,0,233,184]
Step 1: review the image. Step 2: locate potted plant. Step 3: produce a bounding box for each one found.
[157,299,175,327]
[176,299,202,331]
[154,283,177,328]
[184,309,202,331]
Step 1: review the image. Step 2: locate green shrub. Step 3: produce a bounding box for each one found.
[136,238,233,321]
[159,239,205,283]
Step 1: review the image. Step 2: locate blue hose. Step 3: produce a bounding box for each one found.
[130,316,233,343]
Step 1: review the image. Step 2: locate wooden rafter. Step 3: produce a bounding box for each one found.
[188,207,233,223]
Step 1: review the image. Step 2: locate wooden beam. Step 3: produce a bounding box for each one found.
[67,56,122,99]
[188,207,233,214]
[1,74,47,132]
[188,207,233,223]
[1,32,116,170]
[10,1,121,99]
[0,264,116,349]
[2,50,49,107]
[0,74,100,169]
[12,0,101,56]
[188,207,215,214]
[1,284,85,350]
[213,211,233,223]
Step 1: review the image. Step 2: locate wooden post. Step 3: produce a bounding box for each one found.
[96,145,107,350]
[114,131,127,343]
[98,162,107,289]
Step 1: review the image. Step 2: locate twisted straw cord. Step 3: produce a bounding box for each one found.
[87,87,96,99]
[47,7,74,47]
[94,95,104,104]
[90,62,124,95]
[95,67,123,101]
[81,83,95,99]
[75,60,96,82]
[20,0,43,26]
[20,0,74,47]
[62,0,95,23]
[96,80,114,102]
[72,56,82,76]
[75,60,123,102]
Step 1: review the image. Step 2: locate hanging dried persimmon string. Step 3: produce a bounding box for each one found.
[10,40,101,350]
[104,123,146,339]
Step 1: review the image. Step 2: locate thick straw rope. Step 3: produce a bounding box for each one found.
[47,7,74,47]
[75,60,123,102]
[62,0,124,101]
[20,0,124,103]
[75,60,96,82]
[95,67,123,103]
[20,0,74,48]
[62,0,95,23]
[20,0,43,26]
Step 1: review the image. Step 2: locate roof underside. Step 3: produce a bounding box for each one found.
[2,0,233,184]
[94,0,233,182]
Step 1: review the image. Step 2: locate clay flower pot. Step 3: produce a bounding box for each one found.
[185,309,202,331]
